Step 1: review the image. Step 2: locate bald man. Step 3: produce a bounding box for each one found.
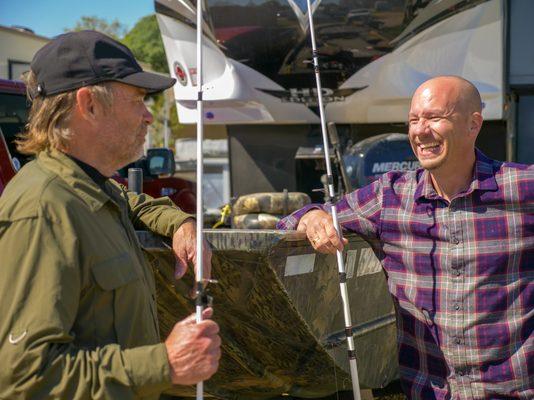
[278,76,533,399]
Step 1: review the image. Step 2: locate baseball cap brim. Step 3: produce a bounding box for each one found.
[117,71,176,94]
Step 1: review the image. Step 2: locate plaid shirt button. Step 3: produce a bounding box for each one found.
[454,303,461,311]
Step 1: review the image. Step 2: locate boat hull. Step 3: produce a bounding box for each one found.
[139,229,399,398]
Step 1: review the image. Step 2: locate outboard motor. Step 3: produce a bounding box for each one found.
[344,133,420,189]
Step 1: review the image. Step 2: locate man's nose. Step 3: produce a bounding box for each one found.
[143,104,154,125]
[410,118,430,136]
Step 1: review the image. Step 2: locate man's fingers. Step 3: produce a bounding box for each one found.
[316,239,338,254]
[211,334,222,349]
[321,215,347,251]
[202,307,214,319]
[304,217,346,254]
[297,220,308,232]
[180,312,199,325]
[174,255,188,280]
[180,307,214,324]
[309,233,336,254]
[202,241,212,281]
[199,319,220,335]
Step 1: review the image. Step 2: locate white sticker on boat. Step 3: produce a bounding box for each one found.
[284,254,315,276]
[345,250,359,279]
[357,248,382,277]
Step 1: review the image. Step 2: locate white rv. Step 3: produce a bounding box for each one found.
[156,0,533,197]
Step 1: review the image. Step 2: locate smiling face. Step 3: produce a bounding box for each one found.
[408,77,482,172]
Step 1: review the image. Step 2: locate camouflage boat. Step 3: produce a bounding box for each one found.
[139,229,398,399]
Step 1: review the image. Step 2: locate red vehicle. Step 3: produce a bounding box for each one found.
[114,148,196,214]
[0,78,195,214]
[0,79,26,193]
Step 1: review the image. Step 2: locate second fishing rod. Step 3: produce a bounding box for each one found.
[305,0,362,399]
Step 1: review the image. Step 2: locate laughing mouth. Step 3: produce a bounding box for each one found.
[418,142,441,150]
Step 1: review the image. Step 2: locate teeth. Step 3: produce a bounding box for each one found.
[419,143,440,149]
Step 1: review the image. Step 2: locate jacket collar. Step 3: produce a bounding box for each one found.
[37,149,113,212]
[414,148,498,202]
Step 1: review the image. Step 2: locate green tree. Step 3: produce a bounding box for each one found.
[123,15,168,73]
[66,16,126,40]
[124,15,189,142]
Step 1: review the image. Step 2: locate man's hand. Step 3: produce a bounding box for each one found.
[172,218,212,282]
[165,308,221,385]
[297,209,348,254]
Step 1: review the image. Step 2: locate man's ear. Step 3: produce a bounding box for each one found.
[75,87,98,123]
[469,112,483,139]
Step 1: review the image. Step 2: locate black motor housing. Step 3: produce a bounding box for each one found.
[344,133,420,189]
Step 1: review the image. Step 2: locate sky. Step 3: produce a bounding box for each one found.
[0,0,155,38]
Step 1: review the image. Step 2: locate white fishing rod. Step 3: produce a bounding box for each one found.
[195,0,205,398]
[305,1,361,399]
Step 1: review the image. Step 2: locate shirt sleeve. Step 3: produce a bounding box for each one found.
[277,178,383,240]
[0,215,172,399]
[110,179,194,237]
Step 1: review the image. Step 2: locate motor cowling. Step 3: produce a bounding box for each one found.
[344,133,420,189]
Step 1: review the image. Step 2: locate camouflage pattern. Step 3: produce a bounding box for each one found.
[232,192,311,216]
[138,230,399,399]
[233,213,281,229]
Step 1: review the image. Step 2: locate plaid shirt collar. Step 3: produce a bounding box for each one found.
[414,148,499,202]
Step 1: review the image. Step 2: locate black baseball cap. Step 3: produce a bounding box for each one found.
[31,30,176,97]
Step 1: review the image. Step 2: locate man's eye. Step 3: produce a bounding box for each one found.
[431,117,441,122]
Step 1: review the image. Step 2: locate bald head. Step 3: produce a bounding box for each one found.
[413,76,482,114]
[408,75,484,174]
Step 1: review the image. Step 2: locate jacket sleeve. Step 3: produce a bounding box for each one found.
[277,177,383,239]
[110,179,193,237]
[0,215,172,399]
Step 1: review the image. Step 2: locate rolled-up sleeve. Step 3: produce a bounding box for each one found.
[277,178,383,239]
[110,180,193,237]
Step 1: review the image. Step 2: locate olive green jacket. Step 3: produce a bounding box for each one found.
[0,149,192,399]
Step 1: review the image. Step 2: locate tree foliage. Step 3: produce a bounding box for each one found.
[122,15,185,140]
[66,16,126,40]
[123,15,168,73]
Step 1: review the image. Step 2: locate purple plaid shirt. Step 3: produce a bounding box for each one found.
[278,150,533,399]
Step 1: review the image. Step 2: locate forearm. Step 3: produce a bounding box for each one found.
[130,193,193,236]
[111,180,193,236]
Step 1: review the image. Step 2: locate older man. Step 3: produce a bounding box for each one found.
[0,31,219,399]
[278,76,533,399]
